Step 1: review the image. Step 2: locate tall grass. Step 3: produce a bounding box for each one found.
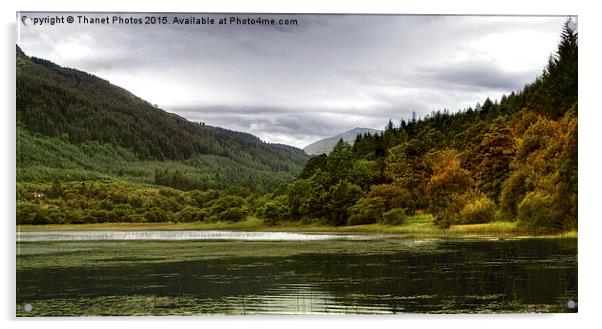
[17,215,577,238]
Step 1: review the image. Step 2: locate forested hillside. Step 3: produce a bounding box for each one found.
[16,22,577,231]
[258,21,578,231]
[16,46,308,192]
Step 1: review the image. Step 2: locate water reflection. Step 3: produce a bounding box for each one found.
[16,237,577,315]
[17,230,375,242]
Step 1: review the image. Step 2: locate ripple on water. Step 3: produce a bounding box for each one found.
[16,230,377,242]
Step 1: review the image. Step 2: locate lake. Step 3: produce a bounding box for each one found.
[16,231,578,315]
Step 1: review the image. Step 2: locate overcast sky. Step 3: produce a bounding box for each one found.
[17,13,569,148]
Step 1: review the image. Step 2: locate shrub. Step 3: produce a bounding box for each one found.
[145,207,170,223]
[100,199,114,211]
[347,197,384,225]
[112,204,134,221]
[382,208,407,225]
[176,206,207,222]
[16,202,44,224]
[127,195,144,208]
[158,188,180,198]
[500,170,528,217]
[207,195,246,216]
[47,209,67,224]
[368,184,416,215]
[458,195,496,224]
[517,191,562,230]
[432,191,470,228]
[124,213,145,223]
[90,209,113,223]
[47,180,64,198]
[69,209,94,224]
[258,195,289,225]
[433,201,462,228]
[108,192,129,204]
[218,206,248,222]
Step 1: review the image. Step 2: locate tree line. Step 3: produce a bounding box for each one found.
[258,20,578,231]
[16,21,577,231]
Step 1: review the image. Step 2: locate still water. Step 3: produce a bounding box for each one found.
[17,230,375,242]
[16,231,577,315]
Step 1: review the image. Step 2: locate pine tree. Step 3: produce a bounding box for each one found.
[542,17,578,116]
[386,119,394,131]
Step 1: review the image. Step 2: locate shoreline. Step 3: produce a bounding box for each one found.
[16,217,577,239]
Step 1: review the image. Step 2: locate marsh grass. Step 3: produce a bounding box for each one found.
[17,214,576,238]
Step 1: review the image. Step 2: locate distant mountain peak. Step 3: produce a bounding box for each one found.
[303,127,381,155]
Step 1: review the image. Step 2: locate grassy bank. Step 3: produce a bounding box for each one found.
[17,215,577,239]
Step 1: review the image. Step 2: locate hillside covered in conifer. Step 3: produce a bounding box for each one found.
[16,46,309,192]
[16,21,577,231]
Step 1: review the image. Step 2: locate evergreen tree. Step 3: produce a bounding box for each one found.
[541,18,578,116]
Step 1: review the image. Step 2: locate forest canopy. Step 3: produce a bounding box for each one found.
[255,20,578,231]
[16,45,309,192]
[16,20,578,232]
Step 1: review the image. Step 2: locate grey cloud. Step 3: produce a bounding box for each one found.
[416,63,536,91]
[170,106,383,135]
[337,65,532,92]
[18,13,568,147]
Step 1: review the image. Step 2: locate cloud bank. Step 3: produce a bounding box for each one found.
[18,13,566,147]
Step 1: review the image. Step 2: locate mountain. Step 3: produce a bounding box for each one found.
[16,45,309,191]
[304,127,381,155]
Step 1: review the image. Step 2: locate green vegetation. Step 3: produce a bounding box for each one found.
[258,20,578,233]
[16,21,578,235]
[17,180,254,225]
[17,214,577,239]
[16,46,308,192]
[17,125,303,192]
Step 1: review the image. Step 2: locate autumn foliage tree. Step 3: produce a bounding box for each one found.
[17,20,577,231]
[426,149,473,213]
